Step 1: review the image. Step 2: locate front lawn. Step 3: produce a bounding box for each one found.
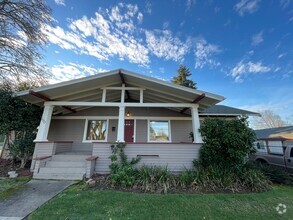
[0,177,30,200]
[29,184,293,220]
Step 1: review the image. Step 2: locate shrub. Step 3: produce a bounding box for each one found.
[193,117,271,192]
[108,143,140,187]
[9,132,36,168]
[199,117,256,172]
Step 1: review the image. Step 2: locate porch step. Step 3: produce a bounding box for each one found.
[39,167,86,174]
[33,172,85,180]
[46,160,86,168]
[33,154,89,180]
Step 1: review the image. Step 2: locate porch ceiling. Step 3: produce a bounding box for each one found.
[16,69,225,115]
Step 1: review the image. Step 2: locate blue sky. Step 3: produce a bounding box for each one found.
[44,0,292,122]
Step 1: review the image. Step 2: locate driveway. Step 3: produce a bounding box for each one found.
[0,179,74,220]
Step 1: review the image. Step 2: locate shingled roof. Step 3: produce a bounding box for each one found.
[199,105,259,116]
[255,126,293,140]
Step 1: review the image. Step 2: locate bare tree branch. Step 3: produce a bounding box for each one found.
[252,110,287,129]
[0,0,52,87]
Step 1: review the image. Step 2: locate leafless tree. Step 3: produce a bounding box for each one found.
[0,0,52,86]
[252,110,287,129]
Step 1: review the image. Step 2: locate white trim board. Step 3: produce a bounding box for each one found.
[45,101,199,108]
[52,116,192,120]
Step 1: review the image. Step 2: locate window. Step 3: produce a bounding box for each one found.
[149,120,170,142]
[85,120,107,141]
[256,141,265,150]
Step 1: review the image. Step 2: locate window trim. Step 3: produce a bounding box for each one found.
[83,119,109,143]
[147,119,172,143]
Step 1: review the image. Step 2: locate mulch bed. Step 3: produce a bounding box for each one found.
[0,158,32,177]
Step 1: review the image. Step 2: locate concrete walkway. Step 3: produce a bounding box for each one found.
[0,179,75,220]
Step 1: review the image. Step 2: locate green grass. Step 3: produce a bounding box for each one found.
[29,184,293,220]
[0,177,31,200]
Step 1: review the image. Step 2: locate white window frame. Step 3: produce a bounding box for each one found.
[147,119,172,143]
[83,119,109,143]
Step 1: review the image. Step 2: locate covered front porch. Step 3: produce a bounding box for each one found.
[31,101,204,179]
[16,69,224,179]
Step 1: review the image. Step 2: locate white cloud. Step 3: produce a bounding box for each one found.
[163,21,169,29]
[50,62,108,84]
[42,25,78,50]
[145,30,190,62]
[145,1,152,14]
[280,0,291,8]
[231,60,271,82]
[278,53,287,59]
[137,12,143,24]
[54,0,65,6]
[234,0,261,16]
[44,4,150,65]
[43,3,222,69]
[186,0,196,10]
[251,31,263,45]
[274,67,281,72]
[194,38,221,69]
[239,100,293,120]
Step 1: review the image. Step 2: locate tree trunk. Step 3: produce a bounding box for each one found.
[20,158,26,168]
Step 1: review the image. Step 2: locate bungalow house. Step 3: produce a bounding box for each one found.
[16,69,258,180]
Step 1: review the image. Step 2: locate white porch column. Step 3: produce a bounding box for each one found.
[116,106,125,142]
[35,105,54,141]
[140,89,143,103]
[191,105,203,143]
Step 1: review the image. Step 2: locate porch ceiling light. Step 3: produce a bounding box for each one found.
[126,111,130,117]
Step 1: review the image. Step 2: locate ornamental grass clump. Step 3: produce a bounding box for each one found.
[137,165,177,193]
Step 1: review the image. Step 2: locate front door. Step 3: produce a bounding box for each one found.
[124,120,134,142]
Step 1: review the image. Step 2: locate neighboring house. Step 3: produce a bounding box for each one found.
[16,69,258,180]
[254,126,293,155]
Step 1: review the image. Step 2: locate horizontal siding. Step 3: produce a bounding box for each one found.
[55,142,73,154]
[66,107,118,116]
[171,120,193,142]
[108,119,118,142]
[136,120,147,142]
[34,143,55,157]
[48,119,85,141]
[31,142,55,171]
[93,143,201,174]
[72,142,92,152]
[92,143,113,174]
[48,119,92,152]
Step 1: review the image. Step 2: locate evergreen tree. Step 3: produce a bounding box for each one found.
[172,65,197,89]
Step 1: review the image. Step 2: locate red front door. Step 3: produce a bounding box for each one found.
[124,120,134,142]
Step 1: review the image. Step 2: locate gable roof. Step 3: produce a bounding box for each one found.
[255,126,293,140]
[200,105,260,116]
[16,69,225,114]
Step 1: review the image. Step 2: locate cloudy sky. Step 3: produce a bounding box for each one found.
[44,0,292,122]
